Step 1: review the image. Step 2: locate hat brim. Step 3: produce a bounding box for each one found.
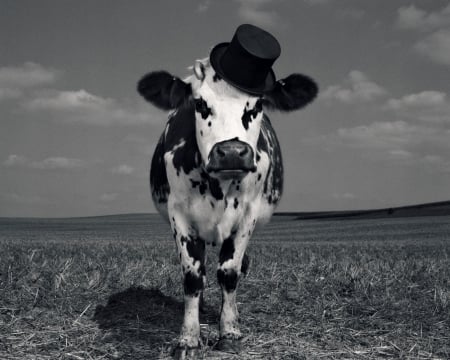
[210,42,276,96]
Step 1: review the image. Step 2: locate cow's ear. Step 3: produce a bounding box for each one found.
[137,71,192,110]
[262,74,318,112]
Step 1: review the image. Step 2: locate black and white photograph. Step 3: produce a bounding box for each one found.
[1,1,449,359]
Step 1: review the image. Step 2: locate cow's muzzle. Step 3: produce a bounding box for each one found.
[206,139,256,175]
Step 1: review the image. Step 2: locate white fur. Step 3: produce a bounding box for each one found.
[187,60,263,170]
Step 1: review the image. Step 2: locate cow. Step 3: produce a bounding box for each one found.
[137,24,318,358]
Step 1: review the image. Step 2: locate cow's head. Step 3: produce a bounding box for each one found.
[138,58,317,179]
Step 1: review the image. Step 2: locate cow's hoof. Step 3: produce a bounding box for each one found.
[172,345,200,360]
[215,337,242,354]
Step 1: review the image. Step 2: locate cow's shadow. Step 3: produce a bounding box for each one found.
[93,286,218,356]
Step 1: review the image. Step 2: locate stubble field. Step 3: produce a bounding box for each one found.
[0,214,449,359]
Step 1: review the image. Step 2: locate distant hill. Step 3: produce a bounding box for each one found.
[2,201,450,221]
[274,200,450,220]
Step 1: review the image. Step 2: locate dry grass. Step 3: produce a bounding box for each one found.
[0,214,449,359]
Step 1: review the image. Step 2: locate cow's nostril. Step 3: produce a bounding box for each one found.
[239,147,249,157]
[217,148,226,157]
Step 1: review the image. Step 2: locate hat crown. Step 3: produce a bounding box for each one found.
[235,24,281,59]
[210,24,281,95]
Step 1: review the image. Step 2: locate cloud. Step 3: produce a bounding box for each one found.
[1,192,49,204]
[3,154,86,170]
[0,88,22,100]
[234,0,281,28]
[31,157,86,170]
[321,70,386,103]
[396,4,450,32]
[28,89,112,111]
[396,5,450,67]
[388,149,413,159]
[25,89,156,126]
[0,62,59,102]
[414,29,450,66]
[384,91,446,109]
[0,62,59,88]
[308,120,450,173]
[330,120,450,166]
[196,0,211,12]
[4,154,28,167]
[336,121,421,149]
[384,90,450,123]
[111,164,135,175]
[0,62,160,126]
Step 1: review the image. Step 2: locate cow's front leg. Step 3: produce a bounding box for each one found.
[170,214,205,358]
[216,219,255,353]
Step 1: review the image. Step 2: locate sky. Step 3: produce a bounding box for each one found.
[1,0,450,217]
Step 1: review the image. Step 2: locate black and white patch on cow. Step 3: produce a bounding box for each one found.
[138,53,317,356]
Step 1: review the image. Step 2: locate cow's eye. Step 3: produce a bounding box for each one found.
[250,99,263,119]
[254,99,262,113]
[195,98,213,119]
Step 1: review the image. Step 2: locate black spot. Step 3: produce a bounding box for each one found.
[257,173,262,181]
[210,201,215,208]
[172,143,200,176]
[236,185,240,191]
[200,130,203,137]
[164,105,201,176]
[195,97,213,119]
[213,73,222,82]
[180,235,189,246]
[186,236,205,269]
[241,99,263,130]
[233,198,239,209]
[241,254,250,276]
[208,175,223,200]
[184,271,203,296]
[190,179,208,195]
[199,170,223,200]
[217,269,238,292]
[150,134,170,203]
[219,231,236,265]
[190,179,200,188]
[208,121,211,127]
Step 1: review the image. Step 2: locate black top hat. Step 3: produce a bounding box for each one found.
[210,24,281,95]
